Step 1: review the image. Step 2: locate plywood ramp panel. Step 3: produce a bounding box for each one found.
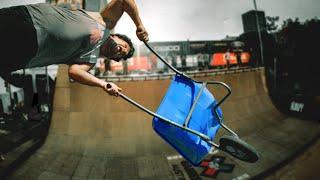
[8,66,319,180]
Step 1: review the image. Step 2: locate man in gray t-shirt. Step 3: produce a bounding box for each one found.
[0,0,149,96]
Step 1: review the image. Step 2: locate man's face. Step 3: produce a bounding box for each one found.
[100,35,130,61]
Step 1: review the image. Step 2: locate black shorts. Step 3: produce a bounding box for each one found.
[0,5,38,73]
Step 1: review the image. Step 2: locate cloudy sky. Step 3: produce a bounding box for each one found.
[1,0,319,43]
[115,0,320,43]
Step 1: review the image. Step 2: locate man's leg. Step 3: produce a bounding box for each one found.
[0,5,38,72]
[0,6,38,116]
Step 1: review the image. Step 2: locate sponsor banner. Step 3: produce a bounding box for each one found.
[289,101,305,113]
[210,52,250,66]
[154,45,181,52]
[110,56,152,72]
[127,56,151,71]
[189,41,208,53]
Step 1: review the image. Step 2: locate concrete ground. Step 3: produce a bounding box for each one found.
[265,138,320,180]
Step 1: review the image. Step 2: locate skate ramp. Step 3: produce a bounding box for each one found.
[8,66,319,179]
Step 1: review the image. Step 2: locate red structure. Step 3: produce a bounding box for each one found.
[128,56,151,71]
[210,52,250,67]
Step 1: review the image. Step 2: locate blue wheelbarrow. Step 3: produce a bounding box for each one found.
[116,42,259,166]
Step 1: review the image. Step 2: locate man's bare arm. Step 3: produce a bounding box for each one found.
[68,64,121,96]
[100,0,124,29]
[100,0,143,29]
[92,0,148,41]
[69,64,104,87]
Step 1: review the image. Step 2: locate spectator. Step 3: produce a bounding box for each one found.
[224,49,231,69]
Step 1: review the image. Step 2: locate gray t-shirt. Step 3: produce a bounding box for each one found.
[25,3,109,68]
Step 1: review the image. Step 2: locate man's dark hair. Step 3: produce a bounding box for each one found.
[113,33,135,60]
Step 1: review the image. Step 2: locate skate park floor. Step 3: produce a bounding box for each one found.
[3,66,320,180]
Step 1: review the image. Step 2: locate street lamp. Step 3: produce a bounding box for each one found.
[253,0,264,65]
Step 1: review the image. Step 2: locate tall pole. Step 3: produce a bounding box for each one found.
[253,0,264,66]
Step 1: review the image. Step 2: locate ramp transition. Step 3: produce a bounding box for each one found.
[7,66,319,179]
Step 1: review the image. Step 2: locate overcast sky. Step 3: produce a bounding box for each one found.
[115,0,320,43]
[1,0,319,43]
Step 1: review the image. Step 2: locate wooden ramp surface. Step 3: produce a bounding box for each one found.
[7,66,320,180]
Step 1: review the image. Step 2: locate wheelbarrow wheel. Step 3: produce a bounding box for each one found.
[219,135,259,163]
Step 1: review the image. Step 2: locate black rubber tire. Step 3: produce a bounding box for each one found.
[219,135,259,163]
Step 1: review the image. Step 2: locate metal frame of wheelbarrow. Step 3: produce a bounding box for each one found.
[116,42,259,163]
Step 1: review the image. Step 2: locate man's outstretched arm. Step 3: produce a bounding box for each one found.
[100,0,148,41]
[68,63,121,96]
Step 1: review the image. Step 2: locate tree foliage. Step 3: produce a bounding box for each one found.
[275,17,320,95]
[266,16,279,33]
